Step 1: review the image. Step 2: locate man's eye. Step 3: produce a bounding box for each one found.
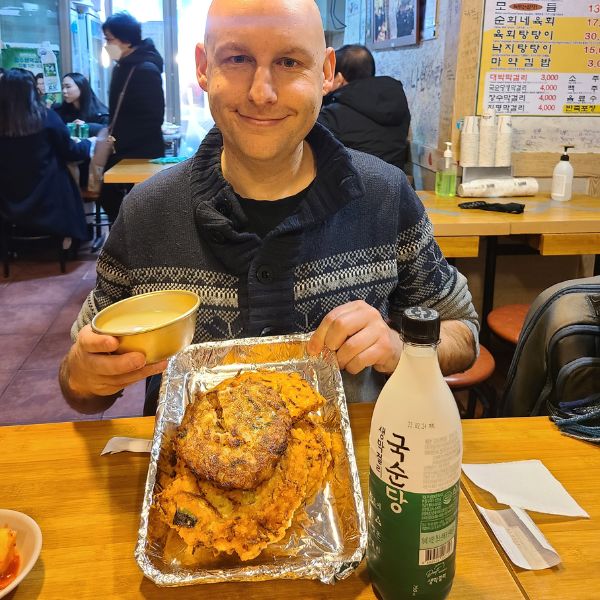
[279,58,298,68]
[230,55,248,64]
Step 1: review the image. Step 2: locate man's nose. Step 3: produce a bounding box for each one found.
[248,66,277,105]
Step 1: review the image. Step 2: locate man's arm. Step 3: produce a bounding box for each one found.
[438,319,476,375]
[307,300,475,377]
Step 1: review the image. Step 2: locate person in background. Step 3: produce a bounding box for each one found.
[35,72,45,95]
[0,68,92,244]
[59,0,477,416]
[318,44,411,172]
[99,11,165,222]
[53,72,108,136]
[35,72,57,108]
[53,73,109,190]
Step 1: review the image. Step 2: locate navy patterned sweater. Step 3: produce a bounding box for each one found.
[73,124,478,402]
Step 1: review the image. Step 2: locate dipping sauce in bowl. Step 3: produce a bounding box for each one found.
[91,290,200,363]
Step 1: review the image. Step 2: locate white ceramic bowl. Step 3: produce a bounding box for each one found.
[0,510,42,598]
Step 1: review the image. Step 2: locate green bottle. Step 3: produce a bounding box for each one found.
[367,307,463,600]
[434,142,457,197]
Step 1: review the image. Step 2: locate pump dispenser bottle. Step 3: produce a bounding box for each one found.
[435,142,457,197]
[551,146,574,201]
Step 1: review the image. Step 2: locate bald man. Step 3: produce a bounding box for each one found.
[60,0,478,415]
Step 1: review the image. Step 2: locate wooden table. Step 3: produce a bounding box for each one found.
[462,416,600,600]
[103,159,175,184]
[0,405,523,599]
[419,192,600,323]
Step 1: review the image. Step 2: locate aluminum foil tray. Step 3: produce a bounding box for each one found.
[135,333,367,586]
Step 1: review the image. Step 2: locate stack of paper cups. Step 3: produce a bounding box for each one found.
[478,108,496,167]
[495,116,513,167]
[460,116,479,167]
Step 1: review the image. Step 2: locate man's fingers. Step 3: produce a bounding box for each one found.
[322,308,373,353]
[335,327,379,369]
[308,304,349,354]
[78,324,119,353]
[99,360,168,390]
[80,350,147,376]
[308,301,368,354]
[344,343,382,375]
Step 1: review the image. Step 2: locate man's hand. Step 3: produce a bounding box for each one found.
[307,300,402,375]
[60,324,167,407]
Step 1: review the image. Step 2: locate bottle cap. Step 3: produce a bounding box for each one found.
[443,142,453,158]
[401,307,440,345]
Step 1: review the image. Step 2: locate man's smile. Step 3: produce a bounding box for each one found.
[237,112,288,126]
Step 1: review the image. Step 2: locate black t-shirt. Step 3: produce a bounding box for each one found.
[236,183,312,238]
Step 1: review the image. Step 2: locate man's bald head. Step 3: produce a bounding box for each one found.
[204,0,326,53]
[195,0,335,169]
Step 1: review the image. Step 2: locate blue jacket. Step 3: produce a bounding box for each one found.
[0,109,91,240]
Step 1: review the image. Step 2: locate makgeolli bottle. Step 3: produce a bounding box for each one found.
[368,307,463,600]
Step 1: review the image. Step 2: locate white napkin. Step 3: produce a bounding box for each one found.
[462,460,588,517]
[101,437,152,455]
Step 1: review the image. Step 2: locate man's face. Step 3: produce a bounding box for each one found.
[196,0,334,164]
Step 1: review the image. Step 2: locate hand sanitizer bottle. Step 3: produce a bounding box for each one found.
[435,142,457,197]
[551,146,574,202]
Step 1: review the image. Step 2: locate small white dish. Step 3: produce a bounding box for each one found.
[0,509,42,598]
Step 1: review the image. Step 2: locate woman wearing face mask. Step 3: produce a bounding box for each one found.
[53,73,108,136]
[100,11,165,221]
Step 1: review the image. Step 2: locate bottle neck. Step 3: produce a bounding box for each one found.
[388,341,442,383]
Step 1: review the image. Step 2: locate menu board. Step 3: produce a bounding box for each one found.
[477,1,600,116]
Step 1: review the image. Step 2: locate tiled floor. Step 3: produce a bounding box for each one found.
[0,251,145,426]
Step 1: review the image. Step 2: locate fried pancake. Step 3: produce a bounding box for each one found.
[220,371,325,421]
[157,419,332,561]
[175,379,292,490]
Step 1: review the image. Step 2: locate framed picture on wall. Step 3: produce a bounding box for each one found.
[370,0,419,49]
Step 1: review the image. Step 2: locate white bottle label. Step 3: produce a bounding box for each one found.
[552,174,566,196]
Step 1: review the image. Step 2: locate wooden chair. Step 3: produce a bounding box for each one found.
[487,304,530,345]
[444,345,497,418]
[1,218,67,278]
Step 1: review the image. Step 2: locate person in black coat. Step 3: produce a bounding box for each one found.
[318,44,411,172]
[53,72,109,136]
[0,68,92,242]
[100,12,165,221]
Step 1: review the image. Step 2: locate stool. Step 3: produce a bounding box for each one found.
[487,304,530,345]
[444,345,496,418]
[1,218,67,278]
[81,188,112,251]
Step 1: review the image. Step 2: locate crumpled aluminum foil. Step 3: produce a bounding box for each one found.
[135,333,367,586]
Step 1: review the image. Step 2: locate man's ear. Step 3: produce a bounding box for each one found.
[322,47,336,95]
[195,43,209,92]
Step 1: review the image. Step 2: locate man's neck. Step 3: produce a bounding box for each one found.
[221,141,316,200]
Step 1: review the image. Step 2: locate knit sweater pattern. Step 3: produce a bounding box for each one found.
[73,124,478,400]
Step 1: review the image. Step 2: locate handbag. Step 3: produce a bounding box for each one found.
[88,66,137,193]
